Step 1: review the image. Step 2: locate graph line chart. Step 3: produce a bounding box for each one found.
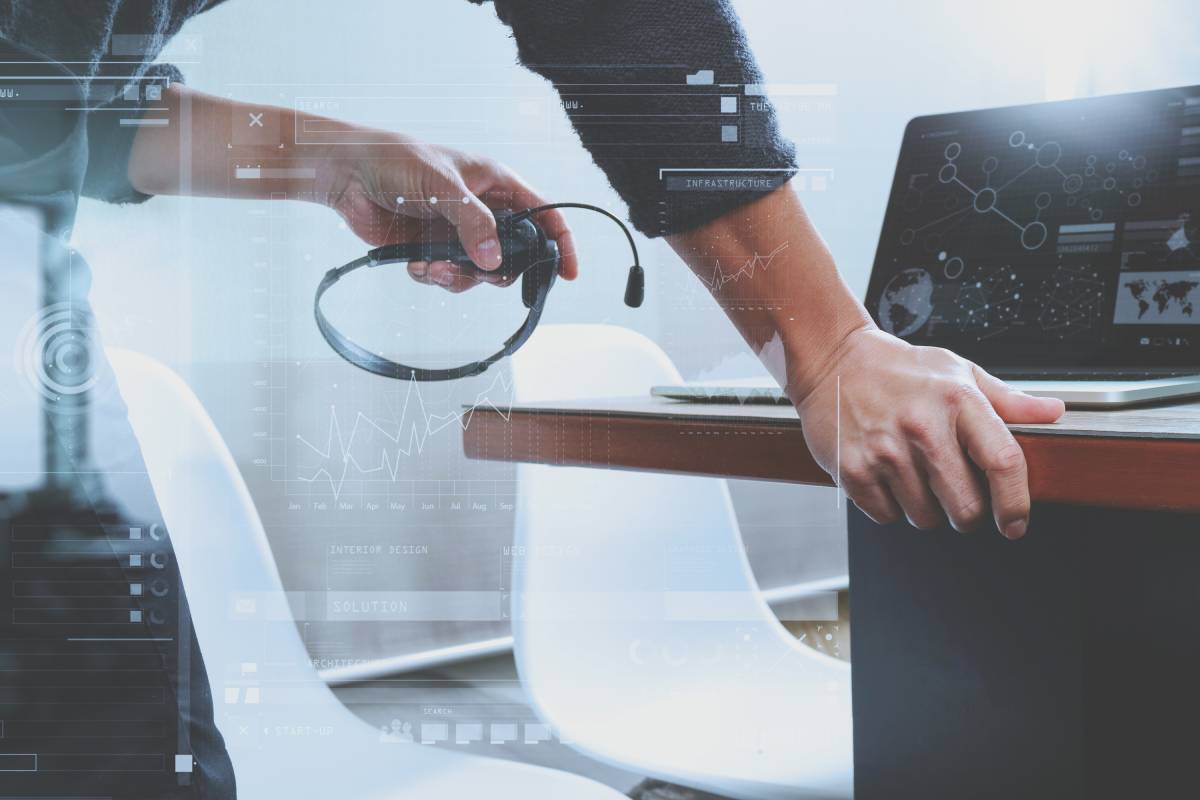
[295,369,512,499]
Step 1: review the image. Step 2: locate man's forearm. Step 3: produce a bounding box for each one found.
[127,84,338,201]
[665,186,873,396]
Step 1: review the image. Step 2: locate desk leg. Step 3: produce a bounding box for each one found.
[848,504,1200,799]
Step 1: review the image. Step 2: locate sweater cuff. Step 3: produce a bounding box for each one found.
[82,63,183,204]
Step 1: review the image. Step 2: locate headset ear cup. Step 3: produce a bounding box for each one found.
[521,270,537,309]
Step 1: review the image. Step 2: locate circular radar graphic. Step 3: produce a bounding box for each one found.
[13,301,107,411]
[955,265,1024,340]
[1037,264,1107,339]
[878,268,934,337]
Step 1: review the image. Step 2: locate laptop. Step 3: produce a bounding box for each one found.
[655,85,1200,408]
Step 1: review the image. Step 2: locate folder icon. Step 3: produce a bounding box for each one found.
[490,723,518,744]
[455,722,483,744]
[524,723,552,744]
[686,69,714,85]
[421,723,449,745]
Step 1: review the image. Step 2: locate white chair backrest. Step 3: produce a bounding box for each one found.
[110,348,628,800]
[508,327,852,798]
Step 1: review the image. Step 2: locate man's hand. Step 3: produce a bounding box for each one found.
[318,138,578,292]
[794,328,1063,538]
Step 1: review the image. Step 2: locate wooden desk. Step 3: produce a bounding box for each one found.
[462,395,1200,511]
[464,396,1200,799]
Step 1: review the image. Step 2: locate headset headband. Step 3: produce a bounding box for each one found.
[314,203,641,381]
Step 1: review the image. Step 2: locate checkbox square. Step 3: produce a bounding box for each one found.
[721,125,739,143]
[130,583,142,596]
[175,754,193,773]
[720,96,737,113]
[129,609,142,623]
[129,554,142,567]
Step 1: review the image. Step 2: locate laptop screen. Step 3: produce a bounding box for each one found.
[866,85,1200,370]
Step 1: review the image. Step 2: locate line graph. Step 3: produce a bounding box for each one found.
[699,242,790,292]
[295,369,513,499]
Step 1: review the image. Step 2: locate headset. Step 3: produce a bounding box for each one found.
[315,203,644,381]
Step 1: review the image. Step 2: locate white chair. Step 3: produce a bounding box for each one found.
[108,347,626,800]
[509,325,853,800]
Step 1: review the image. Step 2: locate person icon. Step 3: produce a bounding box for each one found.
[379,719,413,743]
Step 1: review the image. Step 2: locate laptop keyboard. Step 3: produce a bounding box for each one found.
[991,368,1200,381]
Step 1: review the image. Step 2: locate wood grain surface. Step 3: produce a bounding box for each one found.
[463,397,1200,513]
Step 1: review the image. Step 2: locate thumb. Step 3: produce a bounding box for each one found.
[433,179,502,271]
[972,364,1066,423]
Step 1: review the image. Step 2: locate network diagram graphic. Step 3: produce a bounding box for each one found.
[900,131,1152,256]
[933,135,1058,251]
[954,263,1024,340]
[1036,263,1108,338]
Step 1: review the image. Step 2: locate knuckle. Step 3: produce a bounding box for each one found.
[928,346,958,364]
[943,380,981,408]
[952,495,988,530]
[838,462,870,489]
[924,346,965,371]
[900,415,939,449]
[988,441,1026,475]
[870,437,906,471]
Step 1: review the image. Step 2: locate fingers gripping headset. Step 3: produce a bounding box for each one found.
[315,203,644,381]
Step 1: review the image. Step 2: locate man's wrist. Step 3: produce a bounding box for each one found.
[779,311,876,403]
[306,133,407,209]
[308,143,354,207]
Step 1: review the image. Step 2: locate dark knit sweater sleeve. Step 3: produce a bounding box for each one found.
[82,62,183,204]
[474,0,797,236]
